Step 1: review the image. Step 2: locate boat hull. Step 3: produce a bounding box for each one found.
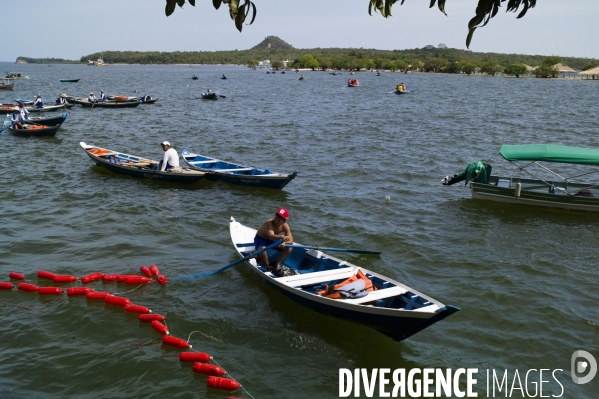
[59,79,80,82]
[204,171,297,189]
[80,101,140,108]
[7,125,60,137]
[24,113,68,127]
[470,176,599,212]
[80,142,204,184]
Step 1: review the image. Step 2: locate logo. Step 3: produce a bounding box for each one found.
[571,350,597,385]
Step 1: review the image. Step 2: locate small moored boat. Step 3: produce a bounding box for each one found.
[442,144,599,212]
[181,149,297,189]
[229,218,460,342]
[79,142,205,184]
[59,78,80,83]
[26,104,67,113]
[9,113,68,127]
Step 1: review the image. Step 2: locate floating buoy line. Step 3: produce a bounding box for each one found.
[1,266,255,399]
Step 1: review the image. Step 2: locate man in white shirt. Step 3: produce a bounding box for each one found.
[159,141,180,172]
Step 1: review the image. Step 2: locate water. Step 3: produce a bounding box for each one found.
[0,63,598,399]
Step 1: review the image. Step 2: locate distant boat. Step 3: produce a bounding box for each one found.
[3,120,61,137]
[60,78,80,83]
[201,92,218,100]
[347,79,359,87]
[0,78,14,91]
[191,75,199,80]
[4,72,28,80]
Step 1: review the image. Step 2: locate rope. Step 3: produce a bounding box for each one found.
[211,357,257,399]
[112,284,143,295]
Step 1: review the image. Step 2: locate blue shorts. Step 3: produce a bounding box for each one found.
[254,235,275,249]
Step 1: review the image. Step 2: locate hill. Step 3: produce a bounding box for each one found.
[250,36,294,50]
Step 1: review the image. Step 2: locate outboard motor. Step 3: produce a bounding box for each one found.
[442,161,492,186]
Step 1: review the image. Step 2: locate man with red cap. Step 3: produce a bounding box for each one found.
[254,208,293,274]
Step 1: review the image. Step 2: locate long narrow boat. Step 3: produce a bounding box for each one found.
[25,104,67,113]
[69,98,140,108]
[442,144,599,212]
[4,113,68,127]
[181,149,297,189]
[229,218,459,342]
[59,78,80,82]
[3,121,61,137]
[79,142,205,184]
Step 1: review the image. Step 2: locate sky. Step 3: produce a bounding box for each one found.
[3,0,598,62]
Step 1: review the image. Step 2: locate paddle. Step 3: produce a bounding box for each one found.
[286,244,381,255]
[218,94,226,98]
[176,239,283,280]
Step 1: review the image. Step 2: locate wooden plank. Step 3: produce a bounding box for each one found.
[279,266,356,287]
[335,286,407,304]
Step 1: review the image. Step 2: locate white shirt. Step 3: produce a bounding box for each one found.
[161,147,179,171]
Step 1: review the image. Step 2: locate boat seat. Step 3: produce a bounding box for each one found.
[279,266,356,286]
[190,160,217,164]
[335,286,408,305]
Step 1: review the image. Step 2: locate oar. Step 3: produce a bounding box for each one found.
[286,244,381,255]
[217,94,226,98]
[176,239,283,280]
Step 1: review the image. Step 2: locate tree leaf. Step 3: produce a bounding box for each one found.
[235,3,245,31]
[176,0,185,7]
[438,0,447,15]
[212,0,221,10]
[229,0,239,19]
[466,27,477,48]
[245,1,256,25]
[188,0,195,6]
[165,0,177,16]
[368,0,373,16]
[429,0,436,8]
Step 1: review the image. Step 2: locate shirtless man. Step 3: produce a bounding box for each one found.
[254,208,293,272]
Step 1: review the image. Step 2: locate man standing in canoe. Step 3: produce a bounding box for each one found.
[159,141,180,172]
[255,208,293,274]
[18,102,29,121]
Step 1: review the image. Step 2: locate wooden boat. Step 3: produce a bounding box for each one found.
[7,113,68,127]
[221,75,228,80]
[442,144,599,212]
[191,76,199,80]
[181,149,297,189]
[26,104,66,113]
[229,218,460,342]
[59,78,80,82]
[394,89,412,95]
[0,105,17,114]
[4,121,60,137]
[201,92,218,100]
[79,142,205,184]
[80,100,140,109]
[0,78,14,91]
[347,79,359,87]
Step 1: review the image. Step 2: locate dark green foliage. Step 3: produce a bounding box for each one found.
[251,36,294,50]
[533,64,558,78]
[165,0,256,32]
[504,63,529,77]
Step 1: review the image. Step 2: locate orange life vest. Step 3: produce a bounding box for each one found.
[317,269,375,299]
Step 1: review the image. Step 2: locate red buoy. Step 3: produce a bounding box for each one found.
[81,272,103,284]
[151,320,169,335]
[86,291,111,300]
[0,282,15,290]
[125,276,152,285]
[104,295,131,307]
[162,335,190,348]
[17,282,39,292]
[9,272,24,280]
[179,352,211,363]
[117,274,139,282]
[193,363,227,376]
[124,305,151,314]
[53,275,78,283]
[38,287,63,295]
[67,287,94,296]
[37,270,57,280]
[207,376,240,391]
[140,266,152,277]
[102,274,119,282]
[138,314,166,323]
[149,264,160,276]
[157,275,168,285]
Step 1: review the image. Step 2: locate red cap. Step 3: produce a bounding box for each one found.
[276,208,289,220]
